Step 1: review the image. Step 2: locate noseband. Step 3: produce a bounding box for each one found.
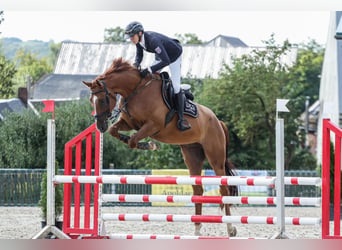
[91,80,115,119]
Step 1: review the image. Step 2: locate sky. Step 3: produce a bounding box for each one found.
[1,0,341,47]
[0,10,334,47]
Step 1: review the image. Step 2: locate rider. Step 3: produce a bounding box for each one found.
[124,21,191,132]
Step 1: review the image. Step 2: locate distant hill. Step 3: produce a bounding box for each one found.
[0,37,53,60]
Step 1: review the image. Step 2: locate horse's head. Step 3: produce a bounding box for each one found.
[83,58,141,132]
[82,79,117,133]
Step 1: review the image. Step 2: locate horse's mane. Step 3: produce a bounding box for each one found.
[98,57,136,80]
[110,57,135,72]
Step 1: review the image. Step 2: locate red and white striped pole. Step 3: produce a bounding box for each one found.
[101,213,321,225]
[101,194,321,206]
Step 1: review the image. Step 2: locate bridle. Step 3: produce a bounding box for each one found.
[91,75,157,124]
[91,79,116,119]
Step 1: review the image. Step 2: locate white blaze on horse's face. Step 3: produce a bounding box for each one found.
[92,94,98,116]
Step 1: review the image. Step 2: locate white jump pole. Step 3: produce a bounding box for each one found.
[32,119,70,239]
[272,99,290,239]
[98,132,105,236]
[47,119,55,227]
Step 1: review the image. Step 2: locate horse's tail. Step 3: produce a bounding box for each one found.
[219,121,239,197]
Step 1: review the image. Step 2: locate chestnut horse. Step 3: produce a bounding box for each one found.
[82,58,238,237]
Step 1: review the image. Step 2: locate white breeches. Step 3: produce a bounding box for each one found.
[152,55,182,94]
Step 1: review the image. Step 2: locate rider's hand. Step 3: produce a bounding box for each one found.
[140,68,151,78]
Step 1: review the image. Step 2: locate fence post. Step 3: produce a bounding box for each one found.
[271,99,289,239]
[47,119,55,227]
[322,118,342,239]
[32,119,70,239]
[271,118,289,239]
[322,119,330,238]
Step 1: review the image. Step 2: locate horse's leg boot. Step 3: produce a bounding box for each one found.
[175,92,191,132]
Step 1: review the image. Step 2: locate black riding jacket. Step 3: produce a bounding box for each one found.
[134,31,182,73]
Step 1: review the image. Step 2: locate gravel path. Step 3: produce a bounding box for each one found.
[0,206,323,239]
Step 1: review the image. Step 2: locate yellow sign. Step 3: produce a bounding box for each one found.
[151,169,204,206]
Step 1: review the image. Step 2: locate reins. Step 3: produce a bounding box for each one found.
[122,75,156,108]
[120,75,158,129]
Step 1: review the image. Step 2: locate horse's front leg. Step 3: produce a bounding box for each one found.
[128,121,158,149]
[108,118,132,139]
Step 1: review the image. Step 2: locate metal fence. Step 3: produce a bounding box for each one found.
[0,169,45,206]
[0,169,321,207]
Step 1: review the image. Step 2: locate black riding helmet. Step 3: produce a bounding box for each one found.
[125,21,144,37]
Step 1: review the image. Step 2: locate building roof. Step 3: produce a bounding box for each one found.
[30,73,97,100]
[206,35,248,47]
[0,98,26,120]
[30,38,298,101]
[54,41,298,79]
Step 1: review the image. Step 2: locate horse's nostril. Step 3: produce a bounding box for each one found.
[96,121,108,133]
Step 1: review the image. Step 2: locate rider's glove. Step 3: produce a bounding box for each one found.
[140,68,151,78]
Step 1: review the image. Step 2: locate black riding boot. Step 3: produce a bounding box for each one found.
[175,92,191,132]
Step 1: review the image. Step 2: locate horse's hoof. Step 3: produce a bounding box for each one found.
[194,224,202,236]
[228,226,237,237]
[195,231,202,236]
[148,141,159,150]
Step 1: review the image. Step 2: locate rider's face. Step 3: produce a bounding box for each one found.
[130,33,139,44]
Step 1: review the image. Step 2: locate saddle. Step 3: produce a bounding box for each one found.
[160,72,198,127]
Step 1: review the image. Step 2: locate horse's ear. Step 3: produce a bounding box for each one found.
[95,80,103,87]
[82,81,92,88]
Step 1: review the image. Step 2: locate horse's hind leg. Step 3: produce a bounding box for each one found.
[202,140,237,237]
[180,144,205,236]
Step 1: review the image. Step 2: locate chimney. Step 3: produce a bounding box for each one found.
[18,87,28,107]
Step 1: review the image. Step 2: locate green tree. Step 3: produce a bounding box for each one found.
[175,33,204,45]
[197,34,316,170]
[13,49,53,91]
[48,42,61,67]
[289,39,324,105]
[0,53,16,98]
[0,108,47,168]
[201,35,292,146]
[104,26,126,43]
[0,99,139,169]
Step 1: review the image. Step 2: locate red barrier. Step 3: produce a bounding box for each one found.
[63,123,101,237]
[322,119,342,239]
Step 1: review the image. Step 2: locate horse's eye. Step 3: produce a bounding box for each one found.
[99,99,106,106]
